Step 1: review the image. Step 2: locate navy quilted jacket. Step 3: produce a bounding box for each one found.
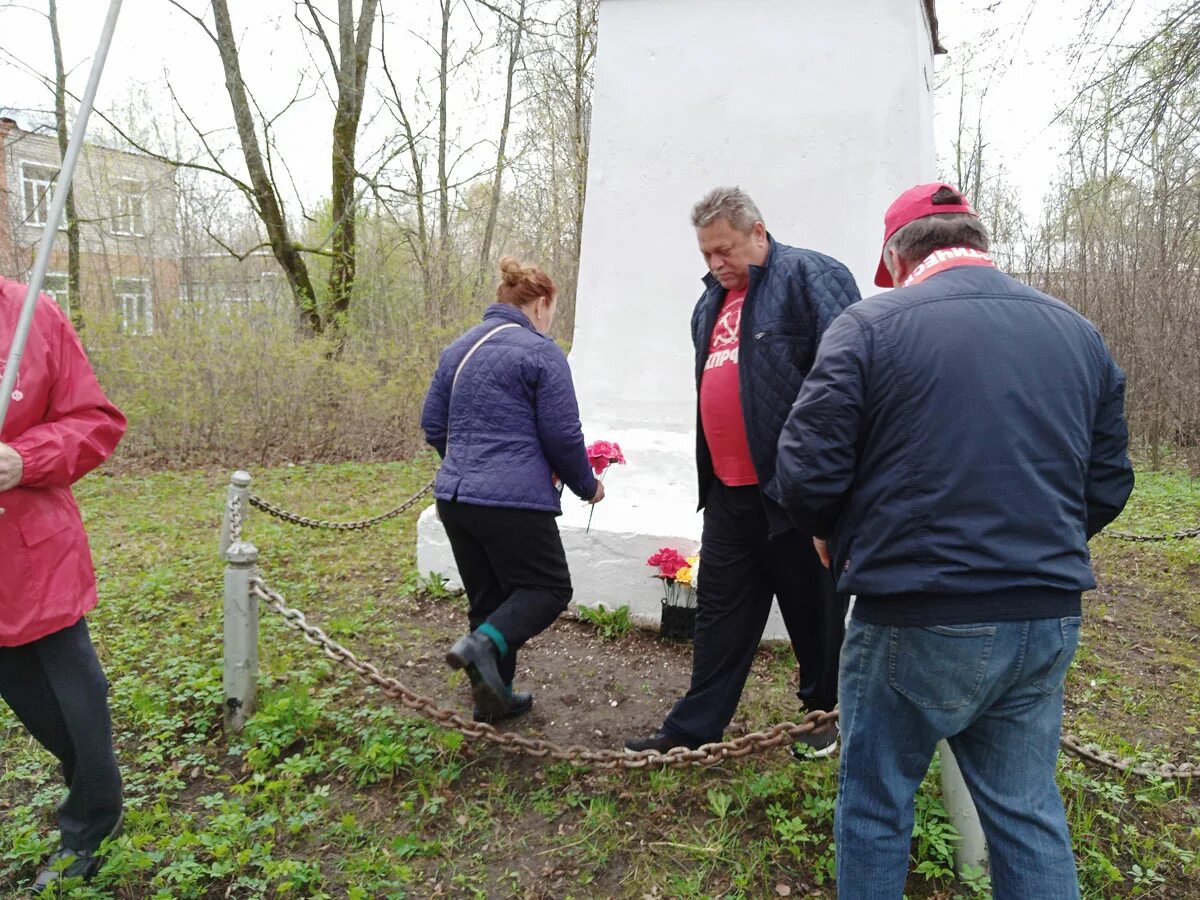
[422,304,597,513]
[769,265,1134,619]
[691,236,862,533]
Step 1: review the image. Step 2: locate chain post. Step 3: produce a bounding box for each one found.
[938,740,988,876]
[223,540,260,733]
[219,470,252,559]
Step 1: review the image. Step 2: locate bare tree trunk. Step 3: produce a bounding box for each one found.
[325,0,380,346]
[48,0,82,332]
[437,0,452,275]
[477,0,527,290]
[210,0,322,334]
[570,0,594,267]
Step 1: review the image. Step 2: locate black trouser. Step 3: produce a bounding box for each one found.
[663,481,846,744]
[0,617,123,851]
[437,500,573,686]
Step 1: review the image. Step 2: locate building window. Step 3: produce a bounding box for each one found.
[21,162,60,227]
[115,277,153,335]
[42,273,70,315]
[112,179,146,236]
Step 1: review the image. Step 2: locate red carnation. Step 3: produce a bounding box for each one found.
[646,547,688,579]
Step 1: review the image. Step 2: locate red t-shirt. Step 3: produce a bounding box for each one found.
[699,288,758,486]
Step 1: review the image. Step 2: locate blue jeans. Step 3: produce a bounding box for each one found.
[835,615,1081,900]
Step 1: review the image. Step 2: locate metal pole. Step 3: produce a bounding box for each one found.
[220,471,258,732]
[0,0,124,428]
[938,739,989,876]
[223,539,260,733]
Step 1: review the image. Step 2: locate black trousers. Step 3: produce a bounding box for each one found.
[0,617,123,851]
[663,481,846,744]
[437,500,573,686]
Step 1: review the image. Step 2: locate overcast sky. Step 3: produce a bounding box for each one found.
[933,0,1164,219]
[0,0,1173,224]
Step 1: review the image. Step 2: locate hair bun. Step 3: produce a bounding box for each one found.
[495,255,557,308]
[499,256,526,287]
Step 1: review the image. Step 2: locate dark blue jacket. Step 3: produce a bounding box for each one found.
[422,304,597,513]
[769,265,1135,624]
[692,237,862,532]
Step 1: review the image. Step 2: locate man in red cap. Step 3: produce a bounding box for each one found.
[1,274,127,893]
[768,183,1133,898]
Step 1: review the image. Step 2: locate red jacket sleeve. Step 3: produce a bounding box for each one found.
[9,304,126,488]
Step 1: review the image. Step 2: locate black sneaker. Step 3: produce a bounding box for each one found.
[473,690,533,724]
[623,729,701,753]
[446,631,509,720]
[792,725,839,760]
[32,811,123,894]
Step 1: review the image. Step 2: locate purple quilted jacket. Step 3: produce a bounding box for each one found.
[421,303,597,513]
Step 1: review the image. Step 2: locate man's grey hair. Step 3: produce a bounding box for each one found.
[691,186,764,233]
[885,213,991,266]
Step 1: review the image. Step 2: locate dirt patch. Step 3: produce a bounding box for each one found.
[289,574,1200,766]
[324,591,802,754]
[1064,565,1200,757]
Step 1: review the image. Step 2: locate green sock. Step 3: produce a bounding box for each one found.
[478,623,508,658]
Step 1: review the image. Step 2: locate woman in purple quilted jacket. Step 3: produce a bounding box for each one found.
[421,257,604,723]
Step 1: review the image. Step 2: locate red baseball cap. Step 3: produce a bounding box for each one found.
[874,183,978,287]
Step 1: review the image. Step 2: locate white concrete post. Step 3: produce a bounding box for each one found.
[220,470,258,733]
[938,740,989,876]
[223,540,260,733]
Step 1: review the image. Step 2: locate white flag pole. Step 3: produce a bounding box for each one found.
[0,0,124,428]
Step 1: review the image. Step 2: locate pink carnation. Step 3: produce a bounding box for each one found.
[587,438,627,476]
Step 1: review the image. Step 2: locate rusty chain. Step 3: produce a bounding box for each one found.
[1060,732,1198,781]
[249,577,837,768]
[244,476,1199,543]
[1102,524,1200,543]
[250,576,1197,779]
[247,480,434,531]
[236,480,1199,777]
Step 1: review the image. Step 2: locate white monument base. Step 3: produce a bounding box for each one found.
[414,426,793,639]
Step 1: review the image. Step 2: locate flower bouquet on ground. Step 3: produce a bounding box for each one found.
[647,547,699,641]
[584,439,626,533]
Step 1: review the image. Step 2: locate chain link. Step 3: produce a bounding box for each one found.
[250,578,837,768]
[247,480,434,531]
[228,494,244,544]
[1060,733,1198,781]
[1102,524,1200,543]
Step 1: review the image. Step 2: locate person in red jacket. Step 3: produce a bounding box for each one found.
[0,275,127,894]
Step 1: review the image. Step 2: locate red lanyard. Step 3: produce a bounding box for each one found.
[902,246,996,287]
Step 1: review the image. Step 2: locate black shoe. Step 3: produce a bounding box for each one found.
[624,729,700,753]
[473,690,533,723]
[791,724,839,760]
[446,631,509,720]
[32,812,123,894]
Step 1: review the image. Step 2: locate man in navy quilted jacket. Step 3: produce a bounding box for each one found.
[770,183,1134,899]
[625,187,861,756]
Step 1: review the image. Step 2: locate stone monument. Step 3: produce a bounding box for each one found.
[418,0,942,638]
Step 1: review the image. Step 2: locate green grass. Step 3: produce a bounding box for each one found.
[0,460,1197,897]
